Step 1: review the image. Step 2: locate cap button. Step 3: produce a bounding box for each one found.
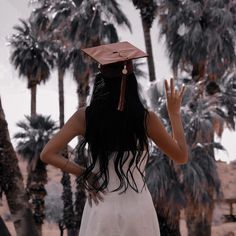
[122,66,128,75]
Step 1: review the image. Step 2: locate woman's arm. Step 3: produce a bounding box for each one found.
[147,79,188,164]
[40,108,104,205]
[40,108,86,176]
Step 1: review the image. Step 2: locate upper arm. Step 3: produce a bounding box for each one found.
[146,111,185,163]
[41,108,86,156]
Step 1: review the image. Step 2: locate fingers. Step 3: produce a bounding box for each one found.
[179,85,186,99]
[165,78,174,96]
[165,78,185,98]
[164,79,169,93]
[170,78,174,95]
[88,192,93,207]
[87,190,104,207]
[174,89,178,96]
[96,191,104,201]
[91,192,99,205]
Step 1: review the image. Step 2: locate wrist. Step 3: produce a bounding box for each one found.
[61,159,69,172]
[169,111,181,117]
[77,165,86,177]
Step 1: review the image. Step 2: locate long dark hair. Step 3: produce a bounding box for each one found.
[77,69,149,193]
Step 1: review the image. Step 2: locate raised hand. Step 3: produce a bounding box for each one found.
[164,78,185,116]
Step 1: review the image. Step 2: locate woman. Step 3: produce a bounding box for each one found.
[40,42,188,236]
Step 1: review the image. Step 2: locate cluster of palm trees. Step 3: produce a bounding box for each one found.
[0,0,235,236]
[146,1,236,235]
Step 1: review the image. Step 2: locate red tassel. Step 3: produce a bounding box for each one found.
[117,73,127,111]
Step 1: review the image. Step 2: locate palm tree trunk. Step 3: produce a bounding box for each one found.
[61,171,77,236]
[77,69,90,108]
[58,69,65,128]
[0,97,39,236]
[186,203,213,236]
[157,210,181,236]
[141,19,156,82]
[192,62,206,83]
[186,207,202,236]
[77,83,89,108]
[0,215,11,236]
[77,86,87,108]
[31,84,37,117]
[74,148,87,234]
[26,159,47,236]
[57,68,76,236]
[185,154,215,236]
[73,70,90,234]
[205,198,214,235]
[196,146,215,236]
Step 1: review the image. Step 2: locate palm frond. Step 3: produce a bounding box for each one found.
[9,19,54,84]
[101,0,132,31]
[14,114,58,163]
[157,0,236,74]
[133,61,147,79]
[101,23,119,43]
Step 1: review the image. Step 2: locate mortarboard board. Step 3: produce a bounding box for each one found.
[81,41,148,111]
[81,41,148,66]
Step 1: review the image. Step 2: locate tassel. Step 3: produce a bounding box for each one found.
[117,63,128,111]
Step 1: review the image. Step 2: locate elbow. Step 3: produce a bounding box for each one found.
[168,153,188,164]
[175,152,188,165]
[40,149,48,163]
[176,156,188,164]
[175,145,189,164]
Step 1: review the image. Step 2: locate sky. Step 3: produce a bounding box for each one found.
[0,0,235,163]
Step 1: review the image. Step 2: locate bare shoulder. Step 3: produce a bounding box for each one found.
[56,107,87,139]
[74,107,86,122]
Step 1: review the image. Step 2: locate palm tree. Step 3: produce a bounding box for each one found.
[29,4,79,234]
[29,3,84,235]
[157,0,236,81]
[45,42,71,128]
[30,7,78,233]
[57,50,70,127]
[146,149,185,236]
[14,114,58,236]
[155,1,236,234]
[131,0,157,81]
[0,96,39,236]
[181,84,220,236]
[147,71,236,235]
[146,84,186,235]
[9,19,54,117]
[180,74,236,235]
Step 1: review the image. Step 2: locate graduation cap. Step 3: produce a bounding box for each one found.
[81,41,148,111]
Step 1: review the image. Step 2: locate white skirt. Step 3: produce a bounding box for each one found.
[79,151,160,236]
[79,185,160,236]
